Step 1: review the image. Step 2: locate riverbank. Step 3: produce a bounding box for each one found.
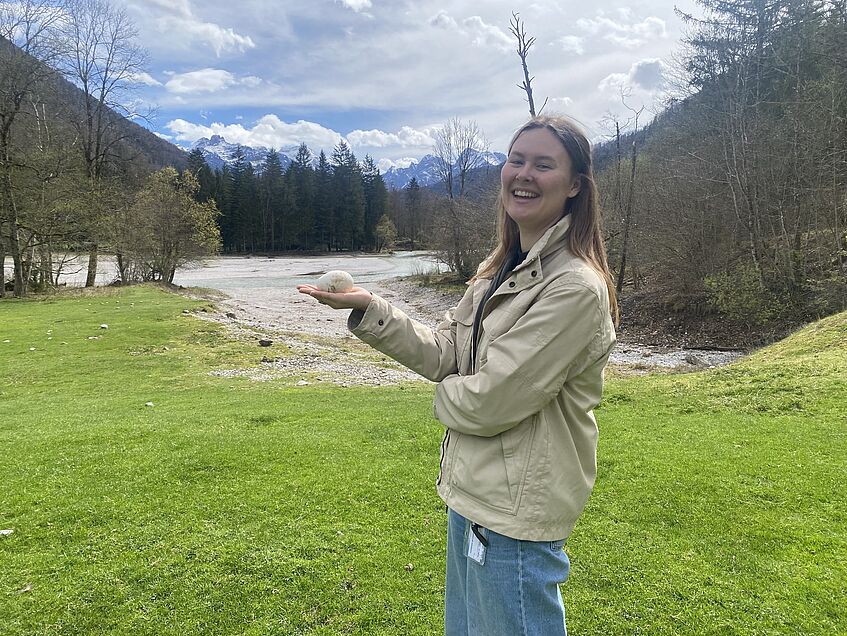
[186,274,744,379]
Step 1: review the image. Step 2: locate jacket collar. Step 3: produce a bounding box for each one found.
[514,213,572,272]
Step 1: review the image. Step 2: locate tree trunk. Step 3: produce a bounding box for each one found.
[1,167,25,297]
[616,138,638,294]
[85,244,98,287]
[116,251,127,283]
[0,221,6,298]
[8,220,24,297]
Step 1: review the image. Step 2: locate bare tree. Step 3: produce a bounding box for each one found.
[0,0,68,297]
[509,12,547,117]
[615,97,644,294]
[61,0,148,287]
[432,117,489,200]
[431,118,496,278]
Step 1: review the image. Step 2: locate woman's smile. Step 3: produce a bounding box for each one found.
[501,127,581,250]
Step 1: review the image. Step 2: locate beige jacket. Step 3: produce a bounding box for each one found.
[349,215,616,541]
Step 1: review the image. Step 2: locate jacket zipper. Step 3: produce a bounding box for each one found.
[436,429,450,486]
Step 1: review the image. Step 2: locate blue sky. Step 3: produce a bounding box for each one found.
[116,0,700,171]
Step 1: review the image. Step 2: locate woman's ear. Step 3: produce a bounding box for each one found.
[567,175,581,199]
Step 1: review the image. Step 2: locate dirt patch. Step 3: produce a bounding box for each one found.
[617,289,801,351]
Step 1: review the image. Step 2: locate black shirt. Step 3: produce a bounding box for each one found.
[471,246,529,368]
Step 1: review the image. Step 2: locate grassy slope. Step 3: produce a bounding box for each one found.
[0,286,844,635]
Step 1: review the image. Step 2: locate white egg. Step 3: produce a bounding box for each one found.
[316,270,354,293]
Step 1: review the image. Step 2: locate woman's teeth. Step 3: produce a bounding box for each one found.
[513,190,539,199]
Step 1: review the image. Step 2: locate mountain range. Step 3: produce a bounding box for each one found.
[190,135,506,190]
[191,135,294,173]
[381,149,506,189]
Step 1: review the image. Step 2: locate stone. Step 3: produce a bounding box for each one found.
[145,402,154,407]
[259,339,273,347]
[100,324,108,329]
[296,380,310,386]
[684,353,705,366]
[226,312,236,319]
[316,270,354,293]
[0,529,13,536]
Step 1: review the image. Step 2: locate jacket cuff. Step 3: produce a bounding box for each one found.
[347,293,390,336]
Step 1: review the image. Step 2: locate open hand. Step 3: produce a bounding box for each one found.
[296,284,373,311]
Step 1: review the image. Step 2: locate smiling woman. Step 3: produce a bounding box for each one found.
[298,114,619,635]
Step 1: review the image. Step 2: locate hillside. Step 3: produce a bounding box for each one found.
[0,35,186,175]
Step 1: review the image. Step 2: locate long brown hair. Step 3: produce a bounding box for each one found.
[476,115,619,323]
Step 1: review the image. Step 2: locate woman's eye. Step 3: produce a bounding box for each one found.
[509,159,523,166]
[537,164,551,170]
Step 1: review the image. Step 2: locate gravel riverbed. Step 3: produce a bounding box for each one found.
[190,276,745,386]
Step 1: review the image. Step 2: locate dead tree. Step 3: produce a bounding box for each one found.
[509,12,547,117]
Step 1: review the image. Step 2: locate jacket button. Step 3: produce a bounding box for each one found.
[508,281,516,288]
[531,270,537,277]
[378,319,384,326]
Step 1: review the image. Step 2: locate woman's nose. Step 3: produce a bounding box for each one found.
[516,165,533,181]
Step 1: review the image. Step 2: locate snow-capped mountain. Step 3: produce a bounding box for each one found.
[190,135,505,189]
[191,135,294,172]
[381,154,443,190]
[382,150,506,190]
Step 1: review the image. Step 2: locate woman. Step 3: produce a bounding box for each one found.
[298,114,617,635]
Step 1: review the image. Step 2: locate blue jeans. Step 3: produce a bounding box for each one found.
[445,508,570,636]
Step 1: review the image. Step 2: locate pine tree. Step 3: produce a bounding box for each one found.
[185,149,216,203]
[215,165,234,252]
[331,141,365,251]
[289,143,315,248]
[259,149,284,251]
[362,155,388,251]
[405,176,422,250]
[312,150,333,250]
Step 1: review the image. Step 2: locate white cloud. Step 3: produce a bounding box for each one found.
[577,12,667,49]
[153,131,173,140]
[553,36,584,55]
[376,158,395,172]
[547,96,574,111]
[461,16,512,51]
[394,157,418,169]
[166,115,344,153]
[428,10,458,29]
[429,11,511,51]
[336,0,372,11]
[131,72,162,86]
[165,68,236,94]
[347,126,435,148]
[598,59,666,94]
[240,75,263,88]
[147,0,255,57]
[598,72,629,93]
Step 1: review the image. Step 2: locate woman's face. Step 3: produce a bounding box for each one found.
[500,127,580,242]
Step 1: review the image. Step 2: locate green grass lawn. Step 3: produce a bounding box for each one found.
[1,285,844,635]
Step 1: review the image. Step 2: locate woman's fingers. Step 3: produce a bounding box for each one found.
[296,285,372,311]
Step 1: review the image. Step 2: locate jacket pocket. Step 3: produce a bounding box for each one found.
[454,316,474,376]
[451,416,537,515]
[437,429,450,486]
